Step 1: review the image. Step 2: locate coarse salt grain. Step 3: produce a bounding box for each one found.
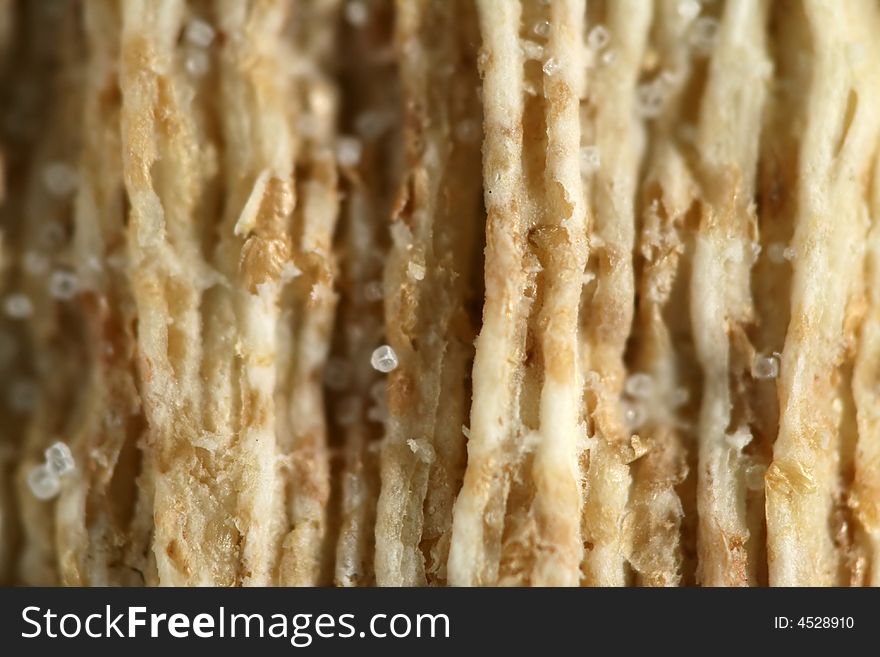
[587,25,610,51]
[623,401,646,430]
[42,162,78,197]
[521,40,544,61]
[407,261,426,281]
[766,241,794,263]
[28,463,60,500]
[45,441,75,477]
[726,426,752,451]
[542,57,560,76]
[344,1,369,27]
[336,136,363,167]
[407,437,435,465]
[4,293,33,319]
[49,270,79,301]
[752,353,779,380]
[533,20,551,38]
[370,345,398,373]
[677,0,701,22]
[745,463,767,490]
[185,49,211,77]
[624,373,654,400]
[184,18,215,47]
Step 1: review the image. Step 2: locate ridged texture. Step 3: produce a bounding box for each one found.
[0,0,878,587]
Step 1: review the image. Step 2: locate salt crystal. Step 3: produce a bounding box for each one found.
[533,20,551,38]
[4,293,33,319]
[49,270,79,300]
[42,162,78,197]
[677,0,701,22]
[624,372,654,399]
[45,441,75,477]
[407,261,426,281]
[184,18,215,47]
[521,40,544,61]
[542,57,560,76]
[752,353,779,380]
[745,463,766,490]
[623,401,646,430]
[726,426,752,451]
[344,1,369,27]
[336,136,363,167]
[185,49,211,77]
[370,345,398,373]
[587,25,610,51]
[766,242,791,263]
[27,463,60,500]
[407,437,435,465]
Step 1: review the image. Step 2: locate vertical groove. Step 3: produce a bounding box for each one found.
[374,0,483,586]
